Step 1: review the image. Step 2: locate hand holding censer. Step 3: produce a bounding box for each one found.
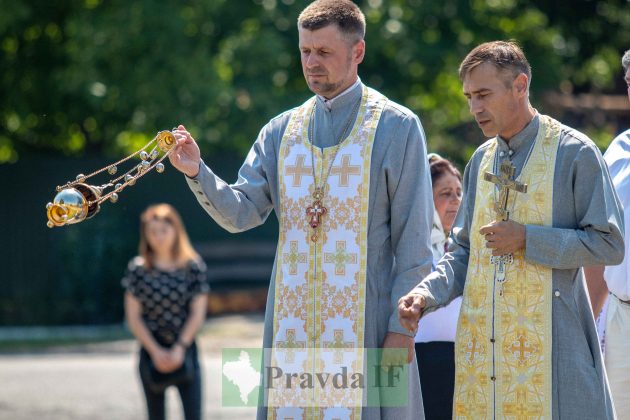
[45,130,176,228]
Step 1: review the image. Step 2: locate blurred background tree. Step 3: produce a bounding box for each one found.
[1,0,629,325]
[2,0,629,165]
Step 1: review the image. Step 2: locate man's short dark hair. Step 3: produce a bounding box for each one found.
[622,49,630,73]
[459,41,532,88]
[298,0,366,44]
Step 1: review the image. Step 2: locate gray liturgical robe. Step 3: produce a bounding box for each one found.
[414,114,624,419]
[185,82,433,419]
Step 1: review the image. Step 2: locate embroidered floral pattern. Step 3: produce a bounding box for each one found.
[454,115,560,419]
[269,87,387,419]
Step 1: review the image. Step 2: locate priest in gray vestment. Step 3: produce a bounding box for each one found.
[399,41,623,419]
[168,1,432,419]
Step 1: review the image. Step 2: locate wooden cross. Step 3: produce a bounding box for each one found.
[483,159,527,221]
[286,154,312,187]
[483,158,528,289]
[330,154,361,187]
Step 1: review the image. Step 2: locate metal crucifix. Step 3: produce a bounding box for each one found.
[482,158,528,293]
[306,199,327,242]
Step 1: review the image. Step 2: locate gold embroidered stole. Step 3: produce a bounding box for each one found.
[453,115,561,419]
[269,87,386,420]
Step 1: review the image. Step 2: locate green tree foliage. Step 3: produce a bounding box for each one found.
[2,0,629,326]
[1,0,629,168]
[0,0,298,162]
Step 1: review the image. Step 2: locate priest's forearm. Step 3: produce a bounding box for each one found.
[185,122,278,233]
[414,249,468,314]
[187,155,274,234]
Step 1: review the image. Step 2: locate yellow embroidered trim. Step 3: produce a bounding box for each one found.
[454,115,561,419]
[270,87,386,420]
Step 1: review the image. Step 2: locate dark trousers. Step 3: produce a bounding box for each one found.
[139,343,202,420]
[415,341,455,420]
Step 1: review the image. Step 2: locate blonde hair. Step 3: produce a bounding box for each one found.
[138,203,200,270]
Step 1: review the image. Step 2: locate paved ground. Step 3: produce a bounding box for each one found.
[0,314,264,420]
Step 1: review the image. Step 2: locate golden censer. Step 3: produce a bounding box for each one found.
[45,130,176,228]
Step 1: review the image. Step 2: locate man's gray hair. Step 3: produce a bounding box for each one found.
[622,49,630,72]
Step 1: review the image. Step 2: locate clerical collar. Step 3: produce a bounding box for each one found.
[496,113,540,155]
[316,78,362,111]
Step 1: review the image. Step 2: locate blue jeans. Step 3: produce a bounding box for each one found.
[139,342,202,420]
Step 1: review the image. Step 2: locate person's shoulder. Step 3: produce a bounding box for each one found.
[268,107,298,126]
[604,128,630,167]
[186,258,207,272]
[379,96,419,123]
[124,257,147,279]
[457,138,494,181]
[258,108,294,136]
[185,259,209,292]
[128,256,145,270]
[607,128,630,152]
[260,100,312,141]
[360,85,416,121]
[558,123,596,147]
[556,122,602,158]
[122,257,146,290]
[549,120,611,176]
[267,95,316,126]
[470,138,495,160]
[615,127,630,138]
[376,98,426,146]
[251,108,296,150]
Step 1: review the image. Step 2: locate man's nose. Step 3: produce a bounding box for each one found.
[305,53,319,68]
[469,98,483,115]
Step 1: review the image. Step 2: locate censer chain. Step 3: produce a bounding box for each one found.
[55,137,159,192]
[91,149,173,206]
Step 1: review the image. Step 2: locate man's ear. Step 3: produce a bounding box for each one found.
[353,39,365,64]
[513,73,529,97]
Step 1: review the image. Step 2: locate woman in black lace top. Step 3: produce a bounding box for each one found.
[122,203,209,420]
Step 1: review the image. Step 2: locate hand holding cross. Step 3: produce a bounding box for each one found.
[481,158,528,293]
